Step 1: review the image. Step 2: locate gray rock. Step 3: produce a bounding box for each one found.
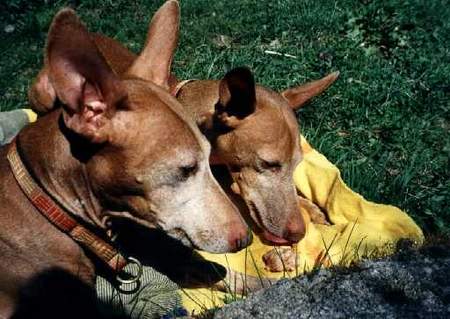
[214,243,450,319]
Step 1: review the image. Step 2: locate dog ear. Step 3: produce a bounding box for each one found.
[46,8,127,143]
[126,0,180,89]
[215,67,256,128]
[281,71,339,110]
[28,67,57,115]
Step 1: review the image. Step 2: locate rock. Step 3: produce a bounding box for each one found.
[214,243,450,318]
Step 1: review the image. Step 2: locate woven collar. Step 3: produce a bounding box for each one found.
[7,138,127,272]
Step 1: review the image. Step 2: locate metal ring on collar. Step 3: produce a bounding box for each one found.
[116,256,143,284]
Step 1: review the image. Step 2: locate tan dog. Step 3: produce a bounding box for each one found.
[174,69,337,246]
[0,4,251,316]
[29,1,338,247]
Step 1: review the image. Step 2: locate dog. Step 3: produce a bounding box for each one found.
[0,4,251,317]
[29,1,338,249]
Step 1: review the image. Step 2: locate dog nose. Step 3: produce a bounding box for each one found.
[228,227,253,252]
[283,214,306,243]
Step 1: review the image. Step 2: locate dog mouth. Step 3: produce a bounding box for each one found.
[248,201,291,246]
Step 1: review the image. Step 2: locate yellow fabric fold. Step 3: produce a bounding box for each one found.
[181,134,423,314]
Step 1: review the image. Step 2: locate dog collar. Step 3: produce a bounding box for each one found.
[171,79,196,97]
[7,138,129,273]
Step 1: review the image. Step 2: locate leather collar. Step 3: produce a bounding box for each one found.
[7,138,128,272]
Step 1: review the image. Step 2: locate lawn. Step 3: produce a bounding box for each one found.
[0,0,449,235]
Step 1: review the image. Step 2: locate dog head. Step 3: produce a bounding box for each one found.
[42,4,250,253]
[211,67,338,245]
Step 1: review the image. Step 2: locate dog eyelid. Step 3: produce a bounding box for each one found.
[179,162,199,180]
[260,159,282,172]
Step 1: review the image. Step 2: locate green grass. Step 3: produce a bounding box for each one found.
[0,0,449,234]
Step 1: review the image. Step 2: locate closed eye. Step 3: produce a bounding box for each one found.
[179,162,199,181]
[260,159,282,172]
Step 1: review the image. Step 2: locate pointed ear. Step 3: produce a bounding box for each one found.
[126,0,180,89]
[46,8,126,143]
[215,67,256,128]
[281,71,339,110]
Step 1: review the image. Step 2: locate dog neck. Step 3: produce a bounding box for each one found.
[17,109,105,230]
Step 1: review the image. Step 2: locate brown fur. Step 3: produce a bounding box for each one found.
[0,3,252,316]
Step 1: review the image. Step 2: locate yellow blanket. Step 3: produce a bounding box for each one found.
[181,135,424,313]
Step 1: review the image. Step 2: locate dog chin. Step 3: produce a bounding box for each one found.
[167,228,197,249]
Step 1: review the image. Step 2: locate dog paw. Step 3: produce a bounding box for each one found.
[262,247,298,272]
